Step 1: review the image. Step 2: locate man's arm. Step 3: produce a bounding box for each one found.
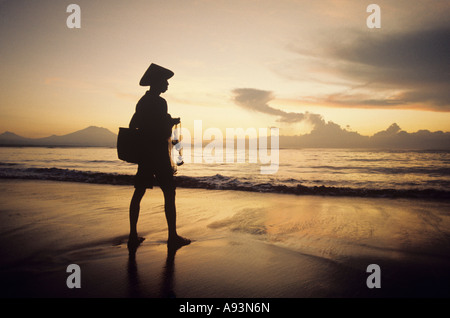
[171,117,180,125]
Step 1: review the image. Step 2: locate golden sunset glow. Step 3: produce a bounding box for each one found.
[1,0,449,142]
[2,1,450,301]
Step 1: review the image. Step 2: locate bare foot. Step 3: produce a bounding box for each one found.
[168,235,191,249]
[127,234,145,251]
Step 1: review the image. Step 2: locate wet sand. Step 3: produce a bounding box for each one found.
[0,179,449,298]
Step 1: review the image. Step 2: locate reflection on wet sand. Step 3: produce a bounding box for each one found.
[127,243,181,298]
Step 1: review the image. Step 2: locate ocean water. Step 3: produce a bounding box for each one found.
[0,146,449,199]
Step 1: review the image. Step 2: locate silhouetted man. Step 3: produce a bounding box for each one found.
[128,63,190,251]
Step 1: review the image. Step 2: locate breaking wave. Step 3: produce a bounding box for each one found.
[0,166,448,200]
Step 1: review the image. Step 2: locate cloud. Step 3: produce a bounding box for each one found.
[231,88,450,149]
[232,88,323,124]
[286,26,450,111]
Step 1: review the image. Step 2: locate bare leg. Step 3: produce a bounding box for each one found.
[128,187,146,247]
[162,187,190,248]
[163,188,177,238]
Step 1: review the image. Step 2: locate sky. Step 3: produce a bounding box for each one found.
[1,0,449,143]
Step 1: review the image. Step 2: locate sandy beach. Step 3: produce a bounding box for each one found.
[0,179,449,298]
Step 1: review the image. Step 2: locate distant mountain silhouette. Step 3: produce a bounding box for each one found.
[0,126,117,147]
[0,131,30,144]
[279,123,450,150]
[1,123,449,149]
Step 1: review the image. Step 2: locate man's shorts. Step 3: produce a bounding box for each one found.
[134,150,175,191]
